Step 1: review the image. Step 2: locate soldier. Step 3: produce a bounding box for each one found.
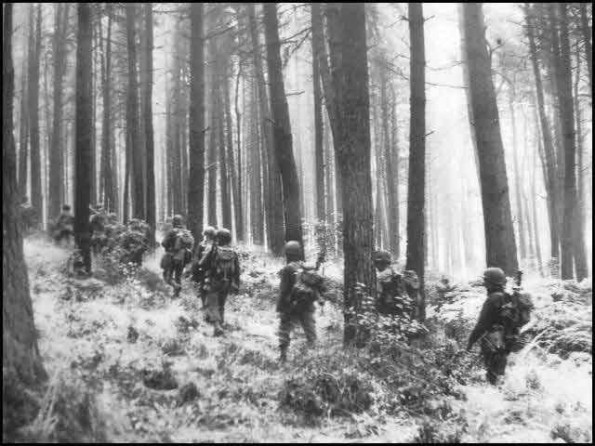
[277,241,325,363]
[201,228,240,336]
[402,270,421,320]
[89,205,108,254]
[373,250,409,316]
[161,215,194,298]
[466,267,532,385]
[190,226,217,306]
[53,204,74,246]
[435,276,456,311]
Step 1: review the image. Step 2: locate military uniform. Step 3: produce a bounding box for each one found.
[467,267,523,385]
[191,227,217,306]
[53,206,74,245]
[161,215,191,297]
[201,229,240,336]
[277,241,324,362]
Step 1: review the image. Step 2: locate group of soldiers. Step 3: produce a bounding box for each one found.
[46,204,533,385]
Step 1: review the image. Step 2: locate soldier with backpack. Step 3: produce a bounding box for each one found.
[202,228,240,336]
[467,267,534,385]
[373,250,411,317]
[190,226,217,306]
[161,215,195,298]
[277,240,326,363]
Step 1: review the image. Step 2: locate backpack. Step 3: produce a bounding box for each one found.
[499,290,533,329]
[172,229,194,263]
[210,246,239,289]
[288,262,324,313]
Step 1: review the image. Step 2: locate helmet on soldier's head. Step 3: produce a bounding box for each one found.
[217,228,232,245]
[483,267,507,287]
[203,226,216,238]
[172,214,184,227]
[284,240,301,259]
[374,250,392,265]
[62,204,71,211]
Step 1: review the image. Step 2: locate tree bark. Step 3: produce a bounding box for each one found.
[312,6,326,229]
[126,4,145,220]
[579,3,592,96]
[263,3,304,250]
[28,5,43,227]
[554,3,587,281]
[75,3,93,273]
[18,55,29,201]
[101,4,116,213]
[461,3,519,276]
[406,3,427,321]
[143,4,156,246]
[188,3,206,248]
[3,7,48,434]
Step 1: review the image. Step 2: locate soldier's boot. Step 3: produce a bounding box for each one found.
[279,347,288,364]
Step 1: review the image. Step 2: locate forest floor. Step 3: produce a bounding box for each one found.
[17,236,592,443]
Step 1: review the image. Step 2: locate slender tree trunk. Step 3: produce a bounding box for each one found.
[234,61,244,241]
[28,5,42,227]
[263,3,304,250]
[508,95,527,261]
[126,4,145,220]
[406,3,427,321]
[143,4,156,246]
[223,59,237,236]
[3,7,48,436]
[461,3,518,275]
[579,3,592,96]
[249,75,264,244]
[554,3,587,281]
[219,70,232,231]
[75,3,93,273]
[101,4,116,212]
[188,3,206,247]
[18,56,29,201]
[207,63,219,227]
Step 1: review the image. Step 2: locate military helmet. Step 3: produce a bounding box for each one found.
[217,228,232,245]
[62,204,71,211]
[203,226,216,238]
[172,214,184,227]
[483,267,507,286]
[284,240,301,257]
[374,250,392,265]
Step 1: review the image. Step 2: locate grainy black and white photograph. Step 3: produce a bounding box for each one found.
[3,2,592,443]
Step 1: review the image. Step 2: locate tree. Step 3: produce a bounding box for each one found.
[126,3,145,220]
[553,3,588,281]
[49,3,70,222]
[326,3,376,345]
[28,4,42,227]
[263,3,304,250]
[406,3,427,321]
[143,4,156,246]
[188,3,206,248]
[75,3,93,274]
[579,3,592,95]
[460,3,518,276]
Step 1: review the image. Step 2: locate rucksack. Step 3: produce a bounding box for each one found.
[288,262,324,313]
[499,290,533,329]
[173,229,194,252]
[210,246,239,289]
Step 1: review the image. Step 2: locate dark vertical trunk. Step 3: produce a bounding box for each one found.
[188,3,206,246]
[326,3,376,344]
[101,4,116,212]
[406,3,427,321]
[531,146,544,276]
[219,69,232,231]
[28,5,42,227]
[249,75,264,244]
[263,3,304,251]
[382,68,399,259]
[126,4,145,220]
[49,4,67,220]
[224,60,239,240]
[579,3,592,96]
[525,4,560,262]
[75,3,93,273]
[461,3,518,276]
[144,4,156,245]
[18,56,29,201]
[207,63,219,227]
[554,3,587,281]
[312,7,325,228]
[248,4,284,255]
[3,7,48,436]
[234,62,244,241]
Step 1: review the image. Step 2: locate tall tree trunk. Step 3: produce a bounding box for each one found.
[508,94,527,261]
[188,3,206,247]
[263,3,304,251]
[312,7,326,232]
[249,75,264,244]
[3,6,48,436]
[28,5,42,227]
[524,3,560,262]
[223,59,239,240]
[126,4,145,220]
[248,4,284,255]
[234,61,244,241]
[461,3,518,275]
[207,63,219,227]
[326,3,376,345]
[579,3,592,96]
[554,3,587,281]
[49,4,69,221]
[101,4,116,212]
[144,4,156,246]
[574,45,588,277]
[406,3,427,321]
[18,56,29,201]
[75,3,93,274]
[219,70,232,231]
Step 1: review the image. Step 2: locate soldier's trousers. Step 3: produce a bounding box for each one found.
[278,310,317,353]
[164,259,184,297]
[480,340,508,385]
[205,286,229,325]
